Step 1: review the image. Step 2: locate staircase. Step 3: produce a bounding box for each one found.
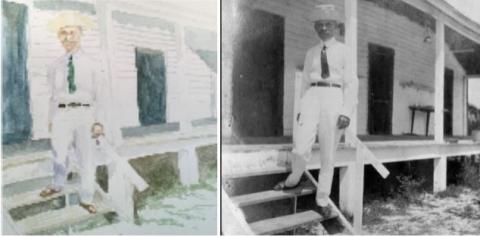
[3,121,217,235]
[2,154,115,235]
[222,168,353,235]
[222,131,390,235]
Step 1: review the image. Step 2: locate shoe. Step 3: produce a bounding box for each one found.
[39,187,60,198]
[273,180,301,191]
[80,202,97,214]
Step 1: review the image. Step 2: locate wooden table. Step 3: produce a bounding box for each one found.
[409,105,434,136]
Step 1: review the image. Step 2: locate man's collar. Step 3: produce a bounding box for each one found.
[64,47,83,60]
[319,37,336,48]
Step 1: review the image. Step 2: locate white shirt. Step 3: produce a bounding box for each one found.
[47,48,105,124]
[301,38,358,117]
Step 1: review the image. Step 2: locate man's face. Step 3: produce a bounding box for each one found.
[57,26,82,52]
[314,20,337,41]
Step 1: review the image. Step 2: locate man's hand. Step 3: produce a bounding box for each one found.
[337,115,350,129]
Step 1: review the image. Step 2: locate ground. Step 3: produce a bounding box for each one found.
[363,186,480,235]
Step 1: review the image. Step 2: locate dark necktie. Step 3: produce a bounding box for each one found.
[321,45,330,79]
[67,55,76,94]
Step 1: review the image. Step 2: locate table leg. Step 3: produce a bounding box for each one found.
[425,111,431,136]
[410,109,416,134]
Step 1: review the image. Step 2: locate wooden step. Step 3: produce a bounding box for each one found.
[16,204,113,234]
[231,183,316,208]
[3,162,52,186]
[5,187,76,210]
[249,210,325,235]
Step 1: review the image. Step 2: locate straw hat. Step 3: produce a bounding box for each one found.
[309,4,343,22]
[47,11,94,32]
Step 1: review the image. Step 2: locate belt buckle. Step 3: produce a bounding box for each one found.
[68,102,80,108]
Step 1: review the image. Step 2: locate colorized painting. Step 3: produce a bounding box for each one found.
[2,0,217,234]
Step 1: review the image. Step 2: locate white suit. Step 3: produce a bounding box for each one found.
[290,38,358,206]
[47,48,105,203]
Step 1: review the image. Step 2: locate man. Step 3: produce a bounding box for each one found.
[39,11,105,214]
[274,4,358,217]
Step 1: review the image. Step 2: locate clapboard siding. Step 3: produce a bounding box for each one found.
[234,0,467,137]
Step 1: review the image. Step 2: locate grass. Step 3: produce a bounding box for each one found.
[363,200,395,225]
[435,185,464,199]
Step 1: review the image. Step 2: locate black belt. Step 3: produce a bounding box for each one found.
[310,81,341,88]
[58,103,90,108]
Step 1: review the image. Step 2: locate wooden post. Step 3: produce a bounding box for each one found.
[344,0,358,144]
[175,23,193,133]
[433,156,447,192]
[178,145,199,185]
[221,0,235,138]
[434,18,445,142]
[339,164,355,216]
[292,71,302,143]
[353,145,364,233]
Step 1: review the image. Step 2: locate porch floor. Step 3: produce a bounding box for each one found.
[222,134,473,145]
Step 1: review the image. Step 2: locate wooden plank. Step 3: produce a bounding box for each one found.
[231,182,315,208]
[222,142,480,179]
[304,171,356,235]
[17,204,113,234]
[346,130,390,179]
[221,189,254,235]
[5,187,76,210]
[249,210,323,235]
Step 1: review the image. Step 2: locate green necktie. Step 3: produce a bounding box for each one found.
[67,55,76,94]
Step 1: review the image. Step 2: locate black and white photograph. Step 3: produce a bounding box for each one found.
[221,0,480,235]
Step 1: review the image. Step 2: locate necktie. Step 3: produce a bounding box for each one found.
[321,45,330,79]
[67,55,76,94]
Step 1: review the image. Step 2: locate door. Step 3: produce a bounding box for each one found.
[368,44,395,135]
[444,68,453,136]
[135,48,166,126]
[2,2,32,144]
[232,8,284,137]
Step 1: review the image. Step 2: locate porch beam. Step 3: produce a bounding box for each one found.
[344,0,359,143]
[433,156,447,192]
[221,0,235,138]
[434,18,445,142]
[339,164,355,216]
[222,141,480,179]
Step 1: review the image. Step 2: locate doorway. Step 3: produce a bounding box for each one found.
[135,48,167,126]
[2,1,32,144]
[444,68,454,136]
[368,44,395,135]
[232,8,284,137]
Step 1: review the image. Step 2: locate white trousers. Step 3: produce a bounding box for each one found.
[289,87,343,206]
[51,107,95,204]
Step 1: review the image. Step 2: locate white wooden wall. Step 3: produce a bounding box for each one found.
[234,0,468,137]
